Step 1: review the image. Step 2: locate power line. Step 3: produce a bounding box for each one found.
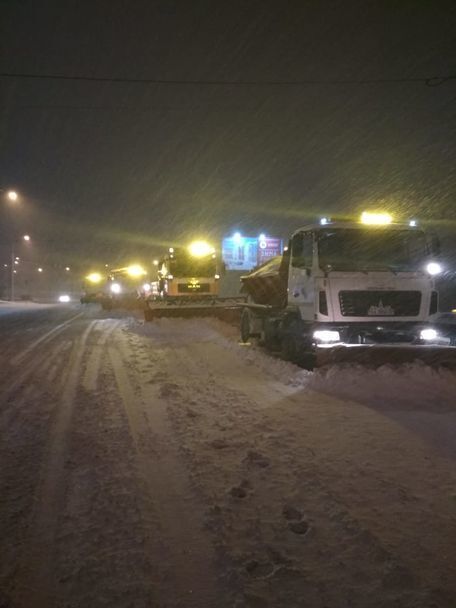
[0,71,454,87]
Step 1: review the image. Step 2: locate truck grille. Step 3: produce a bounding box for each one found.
[177,283,211,294]
[339,290,421,317]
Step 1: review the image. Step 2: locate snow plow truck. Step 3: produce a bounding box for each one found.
[240,212,442,368]
[144,240,244,321]
[101,265,152,310]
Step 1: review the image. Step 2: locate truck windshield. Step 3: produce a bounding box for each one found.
[169,255,216,277]
[318,228,427,272]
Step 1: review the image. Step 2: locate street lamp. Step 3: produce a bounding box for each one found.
[1,188,19,202]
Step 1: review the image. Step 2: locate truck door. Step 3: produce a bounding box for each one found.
[288,231,315,321]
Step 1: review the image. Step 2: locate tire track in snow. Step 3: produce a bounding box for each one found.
[0,312,83,414]
[0,338,73,431]
[82,319,120,391]
[108,330,222,608]
[11,311,83,365]
[19,320,97,608]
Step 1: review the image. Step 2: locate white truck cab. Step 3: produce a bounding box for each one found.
[287,214,440,343]
[241,212,442,362]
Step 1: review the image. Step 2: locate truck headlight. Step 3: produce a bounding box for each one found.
[313,330,340,343]
[58,294,70,303]
[420,328,438,341]
[110,283,122,294]
[426,262,442,276]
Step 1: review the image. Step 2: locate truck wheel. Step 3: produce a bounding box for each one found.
[281,333,298,362]
[240,308,251,343]
[282,336,316,370]
[298,350,317,371]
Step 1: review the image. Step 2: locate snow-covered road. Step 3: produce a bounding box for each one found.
[1,307,455,608]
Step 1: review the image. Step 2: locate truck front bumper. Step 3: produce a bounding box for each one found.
[311,321,444,345]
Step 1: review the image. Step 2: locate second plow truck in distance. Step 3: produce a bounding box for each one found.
[144,240,244,321]
[240,211,443,368]
[101,264,152,310]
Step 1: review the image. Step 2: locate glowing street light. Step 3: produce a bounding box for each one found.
[7,190,18,202]
[23,234,31,241]
[37,267,43,273]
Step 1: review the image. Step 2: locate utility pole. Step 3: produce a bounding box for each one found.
[10,244,15,301]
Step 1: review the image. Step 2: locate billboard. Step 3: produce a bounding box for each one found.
[257,236,283,265]
[222,236,258,271]
[222,235,283,271]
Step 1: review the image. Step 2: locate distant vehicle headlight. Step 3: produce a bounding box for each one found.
[142,283,151,292]
[58,294,70,303]
[426,262,442,276]
[313,330,341,343]
[420,328,438,341]
[110,283,122,294]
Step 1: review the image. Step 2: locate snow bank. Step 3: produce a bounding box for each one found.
[130,317,456,411]
[309,361,456,411]
[0,301,57,315]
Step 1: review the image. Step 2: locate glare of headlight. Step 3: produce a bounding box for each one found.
[86,272,102,284]
[110,282,121,294]
[420,328,438,341]
[143,283,151,291]
[214,274,220,279]
[188,240,215,257]
[360,211,393,225]
[409,220,417,227]
[59,294,70,303]
[426,262,442,276]
[320,217,329,225]
[313,330,341,343]
[7,190,18,201]
[126,264,146,277]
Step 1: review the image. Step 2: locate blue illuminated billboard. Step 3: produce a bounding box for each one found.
[222,234,283,271]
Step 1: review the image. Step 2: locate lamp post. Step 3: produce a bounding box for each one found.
[10,235,31,301]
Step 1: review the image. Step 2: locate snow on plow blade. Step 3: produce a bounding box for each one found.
[144,296,245,324]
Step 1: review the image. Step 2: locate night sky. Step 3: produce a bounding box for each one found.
[1,1,455,267]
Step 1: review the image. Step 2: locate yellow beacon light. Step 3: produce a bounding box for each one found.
[360,211,393,225]
[126,264,146,278]
[188,240,215,257]
[86,272,102,284]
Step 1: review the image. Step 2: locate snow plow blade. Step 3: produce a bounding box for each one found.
[317,344,456,370]
[144,296,246,324]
